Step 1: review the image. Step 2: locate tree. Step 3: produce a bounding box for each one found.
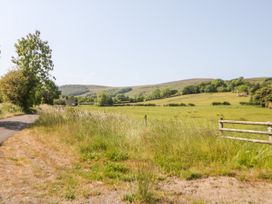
[204,84,216,93]
[236,85,249,95]
[8,30,58,110]
[251,86,272,107]
[96,93,113,106]
[152,88,161,99]
[12,30,54,83]
[35,80,61,105]
[182,85,199,95]
[160,88,171,98]
[211,79,225,88]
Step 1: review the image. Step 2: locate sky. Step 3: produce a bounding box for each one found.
[0,0,271,86]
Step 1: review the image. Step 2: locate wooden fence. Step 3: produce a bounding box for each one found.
[219,117,272,144]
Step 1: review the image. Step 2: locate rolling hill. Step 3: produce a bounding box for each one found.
[60,78,213,96]
[59,77,268,97]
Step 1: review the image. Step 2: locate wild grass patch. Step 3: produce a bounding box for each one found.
[34,106,272,198]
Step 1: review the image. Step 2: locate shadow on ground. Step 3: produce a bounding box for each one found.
[0,121,30,131]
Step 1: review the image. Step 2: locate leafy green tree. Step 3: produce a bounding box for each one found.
[113,94,130,104]
[204,84,216,92]
[160,88,171,98]
[96,93,113,106]
[12,30,54,83]
[182,85,200,95]
[216,86,228,92]
[152,88,161,99]
[6,30,59,110]
[211,79,225,88]
[236,85,249,94]
[35,80,61,105]
[251,86,272,107]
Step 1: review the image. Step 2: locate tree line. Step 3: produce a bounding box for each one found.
[182,77,254,95]
[57,77,272,107]
[75,77,272,107]
[181,77,272,108]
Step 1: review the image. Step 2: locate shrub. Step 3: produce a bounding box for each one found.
[240,102,250,105]
[0,69,29,111]
[53,98,66,105]
[164,103,187,107]
[211,102,222,106]
[134,103,156,106]
[188,103,195,106]
[240,101,259,106]
[211,101,231,106]
[222,101,231,105]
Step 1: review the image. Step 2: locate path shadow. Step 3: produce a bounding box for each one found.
[0,121,30,131]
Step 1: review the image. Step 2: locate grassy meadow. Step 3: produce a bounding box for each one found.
[142,92,249,106]
[32,93,272,201]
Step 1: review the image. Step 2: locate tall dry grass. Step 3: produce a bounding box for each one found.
[35,106,272,181]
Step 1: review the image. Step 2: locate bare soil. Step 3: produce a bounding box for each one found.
[0,130,272,204]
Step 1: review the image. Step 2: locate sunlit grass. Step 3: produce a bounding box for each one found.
[33,105,272,200]
[0,103,23,119]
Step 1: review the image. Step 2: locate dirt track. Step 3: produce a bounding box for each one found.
[0,114,39,144]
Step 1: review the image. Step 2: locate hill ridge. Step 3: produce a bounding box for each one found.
[60,77,268,96]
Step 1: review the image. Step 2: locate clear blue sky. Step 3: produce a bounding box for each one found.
[0,0,271,86]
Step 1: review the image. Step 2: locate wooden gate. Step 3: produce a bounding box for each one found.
[219,117,272,144]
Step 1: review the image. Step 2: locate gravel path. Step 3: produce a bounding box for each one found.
[0,114,39,144]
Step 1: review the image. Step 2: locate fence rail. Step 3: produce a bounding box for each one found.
[219,117,272,144]
[219,119,272,126]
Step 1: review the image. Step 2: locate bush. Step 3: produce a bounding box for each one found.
[96,93,113,106]
[188,103,195,106]
[164,103,187,107]
[240,102,250,105]
[134,103,156,107]
[211,102,222,106]
[0,69,29,111]
[222,101,231,105]
[240,101,259,106]
[211,101,231,106]
[53,99,66,105]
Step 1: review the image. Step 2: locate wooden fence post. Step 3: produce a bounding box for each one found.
[219,117,223,132]
[268,122,272,142]
[144,115,148,127]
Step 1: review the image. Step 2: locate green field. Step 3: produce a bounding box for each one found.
[144,92,249,106]
[79,92,271,123]
[79,105,272,123]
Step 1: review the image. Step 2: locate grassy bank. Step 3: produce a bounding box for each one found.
[0,103,23,119]
[33,106,272,200]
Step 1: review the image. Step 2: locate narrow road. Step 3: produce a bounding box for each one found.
[0,114,39,144]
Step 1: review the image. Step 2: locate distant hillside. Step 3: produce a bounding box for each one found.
[60,84,111,96]
[59,78,213,97]
[59,77,268,97]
